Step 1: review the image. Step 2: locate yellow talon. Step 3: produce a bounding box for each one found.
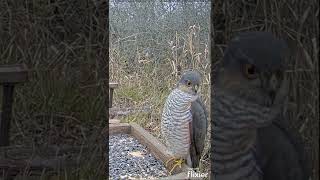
[168,158,184,175]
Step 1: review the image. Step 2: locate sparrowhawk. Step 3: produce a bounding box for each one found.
[161,70,208,174]
[212,31,310,180]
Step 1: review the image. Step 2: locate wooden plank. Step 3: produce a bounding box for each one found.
[109,119,120,124]
[130,123,170,163]
[108,123,192,177]
[0,64,28,83]
[109,82,118,89]
[130,123,190,175]
[109,123,131,135]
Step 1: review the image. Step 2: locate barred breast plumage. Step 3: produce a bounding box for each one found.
[212,90,280,180]
[161,88,197,158]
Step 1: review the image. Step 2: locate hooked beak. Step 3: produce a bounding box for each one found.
[178,84,198,96]
[193,85,199,94]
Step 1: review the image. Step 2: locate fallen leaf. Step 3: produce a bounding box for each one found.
[128,151,145,158]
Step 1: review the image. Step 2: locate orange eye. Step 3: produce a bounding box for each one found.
[243,64,258,79]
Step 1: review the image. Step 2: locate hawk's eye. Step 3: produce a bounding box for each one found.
[186,80,192,86]
[243,64,258,79]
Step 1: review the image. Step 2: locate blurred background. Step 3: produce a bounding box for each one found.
[0,1,107,179]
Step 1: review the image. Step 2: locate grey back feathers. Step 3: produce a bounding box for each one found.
[190,97,208,168]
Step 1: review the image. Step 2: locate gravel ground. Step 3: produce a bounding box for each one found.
[109,134,168,179]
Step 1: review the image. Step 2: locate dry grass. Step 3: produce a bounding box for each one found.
[109,25,211,173]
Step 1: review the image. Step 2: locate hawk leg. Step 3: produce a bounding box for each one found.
[165,158,185,175]
[165,157,175,167]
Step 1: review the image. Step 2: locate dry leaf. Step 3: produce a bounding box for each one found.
[128,151,145,158]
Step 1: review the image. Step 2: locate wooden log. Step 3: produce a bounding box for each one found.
[130,123,170,163]
[108,122,192,177]
[130,123,190,175]
[109,123,131,135]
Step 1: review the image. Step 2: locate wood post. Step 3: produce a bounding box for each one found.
[109,82,118,108]
[0,84,15,146]
[0,64,28,147]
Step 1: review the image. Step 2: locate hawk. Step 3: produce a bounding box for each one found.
[161,70,208,174]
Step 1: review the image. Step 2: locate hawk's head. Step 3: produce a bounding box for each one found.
[177,70,202,96]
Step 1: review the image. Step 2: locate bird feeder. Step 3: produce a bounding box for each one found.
[107,121,194,179]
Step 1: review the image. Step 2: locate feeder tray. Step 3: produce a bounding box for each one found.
[108,121,194,179]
